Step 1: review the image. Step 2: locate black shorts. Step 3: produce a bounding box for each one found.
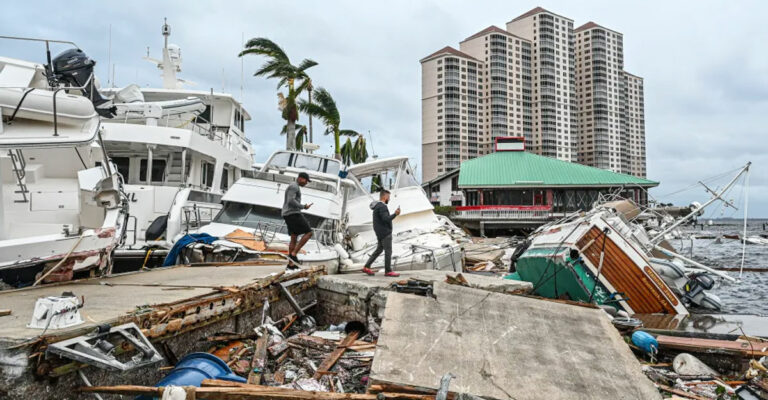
[283,213,312,235]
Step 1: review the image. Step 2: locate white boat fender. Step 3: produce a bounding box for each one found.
[340,258,354,267]
[333,243,350,260]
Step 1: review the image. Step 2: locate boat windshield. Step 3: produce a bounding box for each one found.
[266,152,341,175]
[214,201,333,237]
[348,162,421,199]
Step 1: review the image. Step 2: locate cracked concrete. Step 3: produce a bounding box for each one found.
[369,283,661,400]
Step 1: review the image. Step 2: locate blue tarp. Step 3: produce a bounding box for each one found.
[163,233,218,266]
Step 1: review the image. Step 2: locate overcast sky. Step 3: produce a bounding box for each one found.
[3,0,765,217]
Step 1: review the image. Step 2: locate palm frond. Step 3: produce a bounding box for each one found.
[240,38,289,62]
[296,59,318,72]
[311,88,340,126]
[339,129,360,137]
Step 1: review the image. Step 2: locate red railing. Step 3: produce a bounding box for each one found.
[455,205,551,211]
[453,205,552,220]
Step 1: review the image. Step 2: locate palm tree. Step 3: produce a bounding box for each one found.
[298,88,358,159]
[340,135,368,166]
[239,38,316,150]
[281,123,307,151]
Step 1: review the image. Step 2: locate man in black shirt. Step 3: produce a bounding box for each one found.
[362,190,401,277]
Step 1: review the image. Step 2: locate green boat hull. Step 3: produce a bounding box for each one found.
[513,247,615,308]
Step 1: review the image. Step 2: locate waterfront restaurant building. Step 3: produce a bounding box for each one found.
[425,137,658,233]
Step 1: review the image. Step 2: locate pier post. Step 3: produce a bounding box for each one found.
[480,221,485,237]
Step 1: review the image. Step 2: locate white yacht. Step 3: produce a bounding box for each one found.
[99,20,254,249]
[0,41,127,287]
[342,157,468,272]
[179,150,347,272]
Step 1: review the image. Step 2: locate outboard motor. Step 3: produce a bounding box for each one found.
[50,48,114,116]
[683,273,721,311]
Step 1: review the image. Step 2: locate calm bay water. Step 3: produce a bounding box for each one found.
[673,219,768,316]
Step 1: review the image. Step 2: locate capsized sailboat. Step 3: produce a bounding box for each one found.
[511,163,750,315]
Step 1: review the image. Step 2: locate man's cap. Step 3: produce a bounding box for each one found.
[298,172,311,182]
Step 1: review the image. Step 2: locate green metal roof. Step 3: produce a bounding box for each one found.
[458,151,658,188]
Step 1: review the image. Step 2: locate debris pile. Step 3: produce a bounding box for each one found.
[203,315,380,394]
[630,331,768,399]
[463,237,520,272]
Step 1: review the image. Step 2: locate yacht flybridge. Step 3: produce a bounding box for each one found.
[99,20,254,249]
[0,39,127,286]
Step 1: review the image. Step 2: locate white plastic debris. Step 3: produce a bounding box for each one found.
[27,295,83,330]
[161,385,187,400]
[673,353,719,377]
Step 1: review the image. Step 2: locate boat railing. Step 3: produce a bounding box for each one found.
[453,205,552,221]
[181,204,221,233]
[108,112,226,145]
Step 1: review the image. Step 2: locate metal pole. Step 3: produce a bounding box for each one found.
[649,163,750,246]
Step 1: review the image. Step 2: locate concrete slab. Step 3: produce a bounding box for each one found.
[319,270,531,297]
[370,284,661,400]
[0,264,287,340]
[317,271,532,321]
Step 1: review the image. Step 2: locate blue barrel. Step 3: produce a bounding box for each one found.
[137,353,246,399]
[631,331,658,353]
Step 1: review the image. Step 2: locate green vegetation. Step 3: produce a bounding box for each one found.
[239,38,316,151]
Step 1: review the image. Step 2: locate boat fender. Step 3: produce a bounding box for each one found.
[340,258,354,267]
[631,331,658,354]
[616,310,630,319]
[333,243,350,260]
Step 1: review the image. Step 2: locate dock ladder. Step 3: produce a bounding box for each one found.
[7,149,29,203]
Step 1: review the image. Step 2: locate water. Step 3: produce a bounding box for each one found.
[672,219,768,316]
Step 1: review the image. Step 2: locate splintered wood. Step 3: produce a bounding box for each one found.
[313,331,360,379]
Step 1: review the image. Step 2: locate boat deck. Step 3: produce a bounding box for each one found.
[0,264,287,341]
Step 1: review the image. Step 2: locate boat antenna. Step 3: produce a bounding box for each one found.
[739,167,750,278]
[107,24,112,87]
[367,130,377,159]
[240,32,244,102]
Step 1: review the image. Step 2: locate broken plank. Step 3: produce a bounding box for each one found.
[656,335,768,356]
[248,334,269,385]
[656,384,711,400]
[313,331,359,379]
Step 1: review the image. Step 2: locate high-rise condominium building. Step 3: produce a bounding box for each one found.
[506,8,577,162]
[420,7,647,181]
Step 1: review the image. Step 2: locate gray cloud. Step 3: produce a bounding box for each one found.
[2,0,766,216]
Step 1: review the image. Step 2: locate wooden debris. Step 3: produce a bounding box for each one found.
[248,334,269,385]
[313,331,360,379]
[656,335,768,357]
[656,384,711,400]
[444,273,469,287]
[81,381,436,399]
[0,309,11,317]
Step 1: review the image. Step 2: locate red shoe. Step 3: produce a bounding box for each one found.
[362,267,375,276]
[385,271,400,277]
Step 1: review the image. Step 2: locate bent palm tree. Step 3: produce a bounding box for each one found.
[298,88,358,159]
[239,38,316,150]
